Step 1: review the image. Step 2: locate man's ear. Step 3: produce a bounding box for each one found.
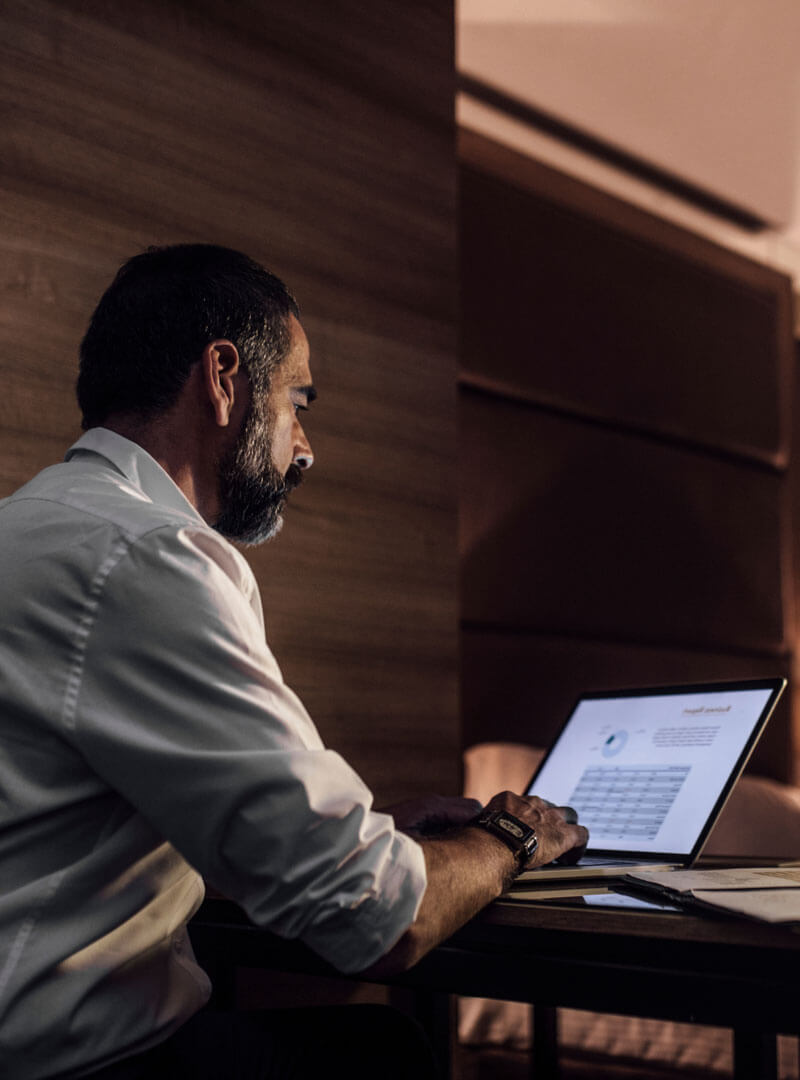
[201,340,241,427]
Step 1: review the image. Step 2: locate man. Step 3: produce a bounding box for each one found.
[0,245,586,1079]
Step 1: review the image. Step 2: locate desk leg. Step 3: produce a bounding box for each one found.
[733,1029,777,1080]
[389,988,453,1080]
[531,1005,559,1080]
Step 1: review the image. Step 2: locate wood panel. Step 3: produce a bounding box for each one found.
[461,630,792,782]
[460,389,790,656]
[0,0,459,803]
[460,131,794,467]
[457,133,798,783]
[249,317,458,802]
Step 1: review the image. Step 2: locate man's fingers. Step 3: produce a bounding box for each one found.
[532,798,577,825]
[531,814,588,868]
[385,794,486,834]
[482,791,589,868]
[431,796,484,828]
[553,824,589,865]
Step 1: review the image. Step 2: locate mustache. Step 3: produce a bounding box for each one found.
[283,463,304,493]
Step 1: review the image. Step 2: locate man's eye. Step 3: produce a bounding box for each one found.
[293,403,308,415]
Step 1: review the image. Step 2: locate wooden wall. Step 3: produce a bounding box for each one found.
[0,1,459,803]
[459,131,798,783]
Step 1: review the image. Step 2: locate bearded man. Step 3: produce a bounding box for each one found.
[0,245,585,1080]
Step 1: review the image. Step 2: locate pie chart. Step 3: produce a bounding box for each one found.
[602,730,628,758]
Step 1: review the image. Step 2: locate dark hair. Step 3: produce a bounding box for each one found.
[77,244,299,430]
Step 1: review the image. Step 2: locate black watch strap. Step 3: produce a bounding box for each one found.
[471,809,538,869]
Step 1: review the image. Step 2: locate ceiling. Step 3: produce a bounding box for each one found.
[456,0,800,279]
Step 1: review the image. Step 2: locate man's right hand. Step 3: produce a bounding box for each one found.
[361,791,588,977]
[480,790,588,869]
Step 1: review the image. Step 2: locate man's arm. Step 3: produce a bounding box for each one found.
[361,791,587,976]
[379,794,485,836]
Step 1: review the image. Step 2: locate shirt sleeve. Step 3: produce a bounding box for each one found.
[64,523,426,974]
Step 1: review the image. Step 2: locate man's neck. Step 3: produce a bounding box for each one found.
[103,412,218,525]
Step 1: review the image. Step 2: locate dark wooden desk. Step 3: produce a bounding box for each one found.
[190,895,800,1079]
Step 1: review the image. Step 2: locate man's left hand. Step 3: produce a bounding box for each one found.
[381,794,484,836]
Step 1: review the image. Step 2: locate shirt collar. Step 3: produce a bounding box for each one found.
[64,427,205,523]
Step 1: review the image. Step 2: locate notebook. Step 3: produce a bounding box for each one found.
[516,677,786,882]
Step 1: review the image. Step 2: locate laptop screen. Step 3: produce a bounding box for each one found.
[525,679,785,860]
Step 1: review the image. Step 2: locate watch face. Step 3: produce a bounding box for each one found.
[492,812,537,856]
[497,816,527,841]
[476,811,537,863]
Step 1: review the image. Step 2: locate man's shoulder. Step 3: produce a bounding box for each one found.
[3,456,197,540]
[1,457,254,594]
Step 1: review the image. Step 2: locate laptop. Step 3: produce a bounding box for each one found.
[516,677,786,882]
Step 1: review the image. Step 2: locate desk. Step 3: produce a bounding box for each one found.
[190,895,800,1079]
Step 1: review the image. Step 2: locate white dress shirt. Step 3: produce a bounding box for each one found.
[0,428,426,1080]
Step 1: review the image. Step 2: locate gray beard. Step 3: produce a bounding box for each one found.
[213,404,302,546]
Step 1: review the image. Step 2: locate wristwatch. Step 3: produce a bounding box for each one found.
[471,809,538,869]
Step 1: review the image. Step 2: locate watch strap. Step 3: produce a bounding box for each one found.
[471,809,538,869]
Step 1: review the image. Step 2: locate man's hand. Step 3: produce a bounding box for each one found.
[480,790,588,869]
[381,794,484,836]
[361,790,587,977]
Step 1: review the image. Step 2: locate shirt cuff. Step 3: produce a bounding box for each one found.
[299,830,426,974]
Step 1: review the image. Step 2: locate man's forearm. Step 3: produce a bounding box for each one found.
[361,791,588,978]
[361,826,516,977]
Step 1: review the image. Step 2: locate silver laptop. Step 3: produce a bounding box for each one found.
[517,678,786,882]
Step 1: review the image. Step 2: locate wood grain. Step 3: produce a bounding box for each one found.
[458,132,798,782]
[461,389,789,655]
[0,0,459,803]
[460,131,794,468]
[461,629,792,782]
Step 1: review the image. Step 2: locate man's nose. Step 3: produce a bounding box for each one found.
[293,427,313,470]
